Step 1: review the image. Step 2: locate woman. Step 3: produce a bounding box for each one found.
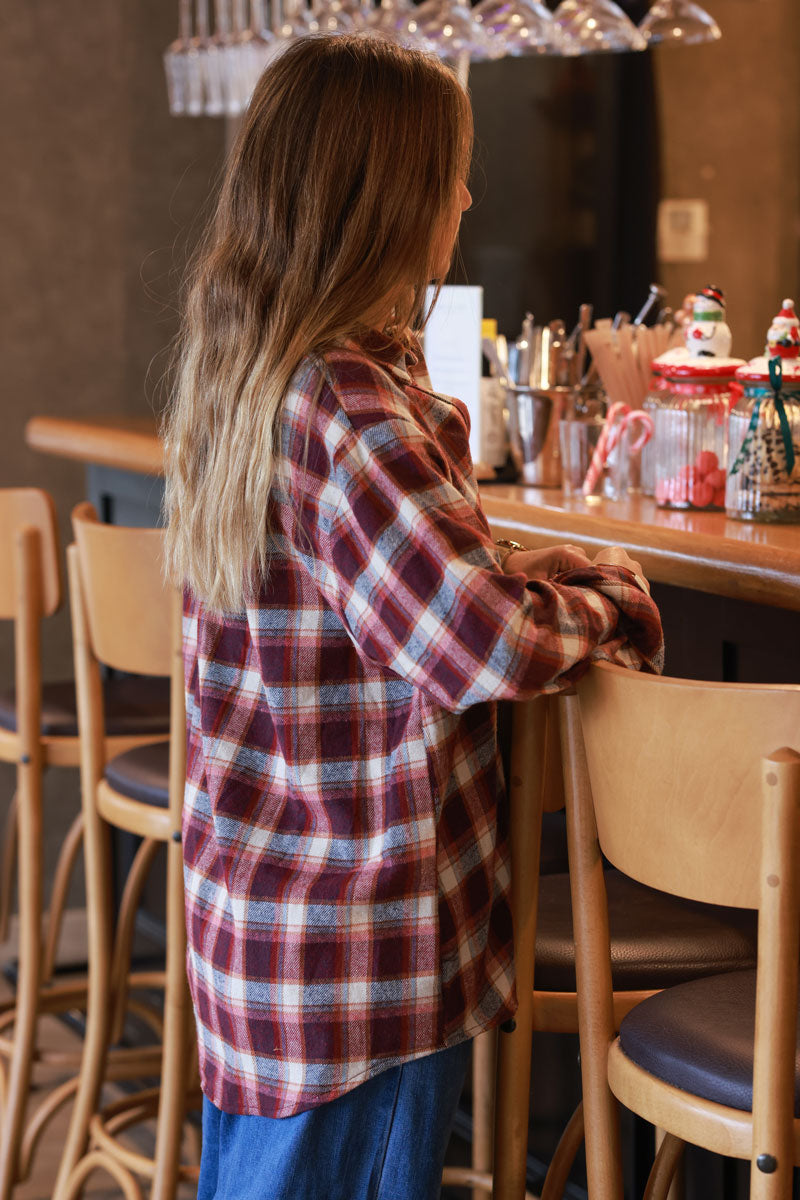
[164,32,662,1200]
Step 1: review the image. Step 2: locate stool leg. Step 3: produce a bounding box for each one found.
[654,1127,684,1200]
[471,1028,496,1200]
[151,836,191,1200]
[109,836,160,1044]
[41,811,83,983]
[52,814,113,1200]
[0,792,19,944]
[644,1134,685,1200]
[0,758,43,1197]
[541,1101,585,1200]
[61,1150,145,1200]
[493,700,547,1200]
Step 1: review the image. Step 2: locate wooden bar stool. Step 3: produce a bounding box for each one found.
[0,488,171,1198]
[561,664,800,1200]
[52,503,199,1200]
[464,691,759,1200]
[442,697,569,1200]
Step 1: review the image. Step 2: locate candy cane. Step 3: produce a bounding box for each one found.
[582,402,630,496]
[617,409,654,454]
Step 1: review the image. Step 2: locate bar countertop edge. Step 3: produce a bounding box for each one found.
[24,414,800,612]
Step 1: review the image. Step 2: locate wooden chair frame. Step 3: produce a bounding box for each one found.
[53,503,197,1200]
[0,489,170,1198]
[560,663,800,1200]
[446,697,663,1200]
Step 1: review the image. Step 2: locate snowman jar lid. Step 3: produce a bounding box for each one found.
[736,298,800,384]
[661,285,744,380]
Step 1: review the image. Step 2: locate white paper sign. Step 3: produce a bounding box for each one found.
[423,285,483,464]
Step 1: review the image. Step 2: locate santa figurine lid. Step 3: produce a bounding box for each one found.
[767,299,800,359]
[736,299,800,382]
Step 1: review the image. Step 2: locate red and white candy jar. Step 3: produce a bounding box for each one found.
[653,357,744,510]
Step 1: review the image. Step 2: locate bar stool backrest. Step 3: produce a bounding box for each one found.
[577,662,800,909]
[0,488,61,620]
[71,501,170,677]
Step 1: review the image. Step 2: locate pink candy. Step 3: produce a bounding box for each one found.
[694,449,719,476]
[657,449,726,510]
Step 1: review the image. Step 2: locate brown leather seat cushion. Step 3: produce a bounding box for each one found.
[618,968,800,1115]
[535,871,758,992]
[104,742,170,808]
[0,676,170,738]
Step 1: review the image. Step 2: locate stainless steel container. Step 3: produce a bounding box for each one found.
[510,385,574,486]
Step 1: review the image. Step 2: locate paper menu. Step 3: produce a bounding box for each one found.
[423,285,484,465]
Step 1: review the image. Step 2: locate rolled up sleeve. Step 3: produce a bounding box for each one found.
[320,411,661,712]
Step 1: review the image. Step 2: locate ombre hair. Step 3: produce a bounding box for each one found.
[163,34,473,612]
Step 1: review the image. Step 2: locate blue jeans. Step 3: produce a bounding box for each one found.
[197,1040,472,1200]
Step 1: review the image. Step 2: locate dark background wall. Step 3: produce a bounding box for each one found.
[458,0,800,354]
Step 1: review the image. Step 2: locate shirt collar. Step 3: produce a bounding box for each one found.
[346,329,420,385]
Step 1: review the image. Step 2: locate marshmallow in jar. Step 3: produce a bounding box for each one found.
[727,299,800,523]
[653,287,744,510]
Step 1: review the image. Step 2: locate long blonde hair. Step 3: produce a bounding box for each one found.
[163,34,472,612]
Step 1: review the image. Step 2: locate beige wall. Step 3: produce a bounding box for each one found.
[654,0,800,358]
[0,2,222,894]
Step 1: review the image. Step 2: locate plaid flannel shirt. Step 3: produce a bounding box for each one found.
[182,334,664,1117]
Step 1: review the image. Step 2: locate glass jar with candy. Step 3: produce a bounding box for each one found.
[641,347,688,497]
[653,286,744,510]
[726,299,800,523]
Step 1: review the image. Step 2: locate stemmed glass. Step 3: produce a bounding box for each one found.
[232,0,278,107]
[335,0,375,28]
[473,0,562,57]
[552,0,647,53]
[312,0,358,35]
[639,0,721,45]
[276,0,319,42]
[203,0,236,115]
[414,0,493,82]
[163,0,194,115]
[369,0,432,50]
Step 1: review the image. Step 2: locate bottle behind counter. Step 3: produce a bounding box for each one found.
[480,318,520,483]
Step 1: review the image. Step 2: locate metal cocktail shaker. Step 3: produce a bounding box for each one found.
[506,316,575,486]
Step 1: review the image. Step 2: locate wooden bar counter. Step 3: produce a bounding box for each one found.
[26,414,800,615]
[481,486,800,614]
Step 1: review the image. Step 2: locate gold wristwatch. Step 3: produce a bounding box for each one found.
[495,538,527,567]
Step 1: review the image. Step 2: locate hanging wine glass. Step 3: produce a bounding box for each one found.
[335,0,375,28]
[414,0,493,62]
[473,0,562,57]
[182,0,215,117]
[163,0,194,115]
[276,0,319,43]
[232,0,278,107]
[368,0,432,50]
[552,0,647,53]
[202,0,234,115]
[639,0,721,45]
[222,0,255,114]
[312,0,358,36]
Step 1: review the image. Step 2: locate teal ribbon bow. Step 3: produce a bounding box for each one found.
[729,358,796,477]
[769,357,796,475]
